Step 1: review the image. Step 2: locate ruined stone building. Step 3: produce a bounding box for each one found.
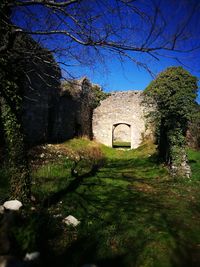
[0,32,151,149]
[23,75,97,145]
[93,91,151,149]
[0,34,99,146]
[1,34,198,150]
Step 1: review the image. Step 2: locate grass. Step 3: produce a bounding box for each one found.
[113,141,131,148]
[187,148,200,180]
[29,138,200,267]
[1,138,200,267]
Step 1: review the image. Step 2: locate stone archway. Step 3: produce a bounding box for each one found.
[92,91,151,149]
[112,123,131,148]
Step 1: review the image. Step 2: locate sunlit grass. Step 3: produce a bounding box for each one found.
[113,141,131,148]
[29,138,200,267]
[1,137,200,266]
[187,148,200,180]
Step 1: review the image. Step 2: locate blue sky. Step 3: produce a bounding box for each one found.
[63,51,200,103]
[12,0,200,103]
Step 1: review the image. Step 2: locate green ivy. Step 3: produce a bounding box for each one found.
[0,4,31,202]
[144,67,198,178]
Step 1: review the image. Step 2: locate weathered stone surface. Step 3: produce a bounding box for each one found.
[113,123,131,142]
[93,91,151,148]
[3,200,22,211]
[53,78,94,142]
[24,252,40,261]
[21,38,61,145]
[63,215,80,226]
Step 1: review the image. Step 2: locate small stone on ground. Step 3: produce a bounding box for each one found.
[63,215,80,226]
[3,200,22,211]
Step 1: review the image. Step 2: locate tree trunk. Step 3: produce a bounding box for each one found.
[168,128,191,178]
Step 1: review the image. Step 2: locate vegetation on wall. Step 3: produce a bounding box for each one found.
[61,79,109,109]
[187,103,200,150]
[0,2,31,201]
[91,84,110,108]
[0,5,58,202]
[144,66,198,178]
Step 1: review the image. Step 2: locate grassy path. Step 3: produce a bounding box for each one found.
[30,140,200,267]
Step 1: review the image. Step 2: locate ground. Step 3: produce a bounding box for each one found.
[1,138,200,267]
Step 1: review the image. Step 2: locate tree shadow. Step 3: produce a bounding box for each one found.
[36,155,200,267]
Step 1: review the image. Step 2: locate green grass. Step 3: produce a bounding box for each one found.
[63,136,94,150]
[187,148,200,180]
[113,141,131,148]
[32,159,74,199]
[30,139,200,267]
[1,138,200,267]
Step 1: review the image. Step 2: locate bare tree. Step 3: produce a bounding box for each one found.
[0,0,200,201]
[2,0,200,73]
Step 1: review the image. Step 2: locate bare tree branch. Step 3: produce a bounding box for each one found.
[10,0,80,8]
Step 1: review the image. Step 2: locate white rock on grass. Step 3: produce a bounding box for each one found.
[3,200,22,211]
[24,251,40,261]
[63,215,80,226]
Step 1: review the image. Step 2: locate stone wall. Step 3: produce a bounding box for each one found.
[22,50,61,145]
[23,76,96,145]
[52,78,94,142]
[93,91,151,149]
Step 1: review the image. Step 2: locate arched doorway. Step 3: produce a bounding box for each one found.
[112,123,131,148]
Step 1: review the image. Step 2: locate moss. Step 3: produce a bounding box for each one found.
[0,71,30,202]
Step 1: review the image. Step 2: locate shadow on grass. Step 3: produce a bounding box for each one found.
[35,154,200,267]
[42,167,101,208]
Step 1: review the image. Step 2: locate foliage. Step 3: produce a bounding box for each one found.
[1,96,31,201]
[144,67,198,177]
[0,2,60,202]
[187,103,200,149]
[91,84,110,108]
[61,80,81,98]
[0,37,31,201]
